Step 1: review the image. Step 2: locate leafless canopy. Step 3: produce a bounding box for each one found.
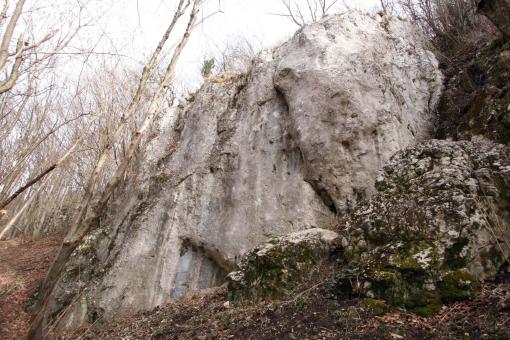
[278,0,341,27]
[0,0,91,239]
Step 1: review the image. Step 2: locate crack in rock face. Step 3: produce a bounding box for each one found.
[43,11,443,331]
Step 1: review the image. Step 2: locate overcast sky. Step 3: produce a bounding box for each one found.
[29,0,381,90]
[78,1,380,87]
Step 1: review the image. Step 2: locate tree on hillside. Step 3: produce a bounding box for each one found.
[389,0,493,52]
[0,0,92,238]
[27,0,206,338]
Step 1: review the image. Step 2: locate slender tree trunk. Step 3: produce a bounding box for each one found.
[0,164,56,210]
[27,2,202,338]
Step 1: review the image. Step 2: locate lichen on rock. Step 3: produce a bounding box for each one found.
[340,140,510,315]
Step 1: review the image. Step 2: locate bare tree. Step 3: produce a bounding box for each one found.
[0,0,92,238]
[27,0,205,338]
[278,0,341,27]
[0,60,155,240]
[0,0,165,241]
[201,35,261,78]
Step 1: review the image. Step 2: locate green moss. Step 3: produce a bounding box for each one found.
[395,255,424,271]
[371,270,400,283]
[439,271,476,303]
[409,290,441,307]
[365,298,390,315]
[389,243,436,273]
[230,239,327,300]
[387,285,442,317]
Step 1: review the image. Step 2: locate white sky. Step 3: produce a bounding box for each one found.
[82,0,381,87]
[25,0,381,90]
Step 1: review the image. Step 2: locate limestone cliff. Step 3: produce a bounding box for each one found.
[42,12,442,330]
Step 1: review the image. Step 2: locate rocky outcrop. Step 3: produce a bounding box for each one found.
[42,12,442,330]
[274,13,442,211]
[228,228,341,299]
[479,0,510,37]
[341,140,510,315]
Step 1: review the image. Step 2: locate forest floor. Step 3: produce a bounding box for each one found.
[61,263,510,340]
[0,233,62,339]
[1,236,509,339]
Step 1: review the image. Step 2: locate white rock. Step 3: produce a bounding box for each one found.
[45,12,443,330]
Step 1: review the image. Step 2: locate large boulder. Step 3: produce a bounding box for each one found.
[41,12,443,331]
[342,140,510,316]
[228,228,341,300]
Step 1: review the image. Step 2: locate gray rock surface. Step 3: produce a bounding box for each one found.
[342,140,510,315]
[45,12,443,330]
[274,13,442,211]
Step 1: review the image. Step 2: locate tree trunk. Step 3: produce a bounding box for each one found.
[26,1,202,338]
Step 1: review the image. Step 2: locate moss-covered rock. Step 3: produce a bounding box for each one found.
[227,228,341,300]
[340,140,510,315]
[438,271,477,303]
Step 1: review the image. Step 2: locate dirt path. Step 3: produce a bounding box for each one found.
[0,234,62,339]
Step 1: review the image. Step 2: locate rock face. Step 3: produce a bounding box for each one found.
[228,228,341,299]
[274,13,442,211]
[43,12,442,330]
[342,140,510,316]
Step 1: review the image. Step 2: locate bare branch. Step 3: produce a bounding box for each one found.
[0,0,26,71]
[276,0,340,27]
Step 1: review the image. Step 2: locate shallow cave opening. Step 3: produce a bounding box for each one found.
[171,240,229,300]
